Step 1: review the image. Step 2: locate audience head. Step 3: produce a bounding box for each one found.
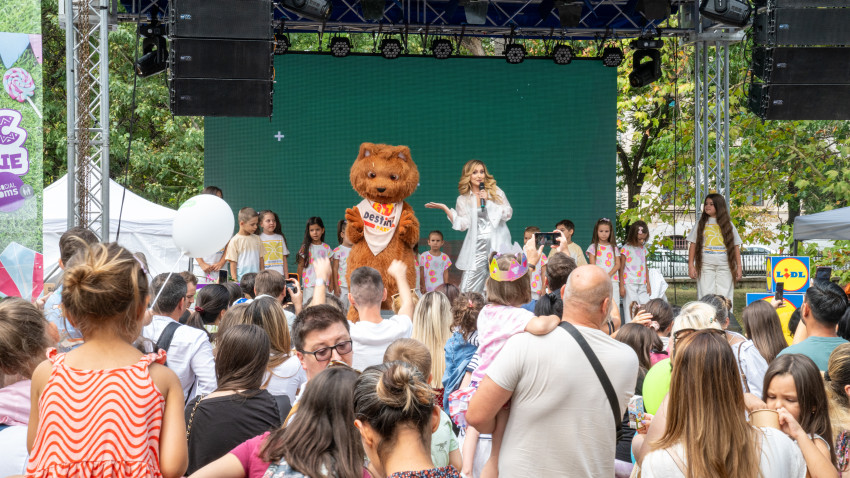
[62,243,149,342]
[657,329,759,477]
[669,301,722,358]
[223,282,244,306]
[350,267,385,309]
[58,226,99,267]
[292,305,352,379]
[741,300,787,364]
[546,252,577,292]
[384,338,432,381]
[150,273,187,317]
[411,292,452,388]
[788,309,802,337]
[561,265,613,325]
[700,294,732,329]
[201,185,223,198]
[240,272,257,299]
[244,297,292,367]
[804,279,849,327]
[214,324,270,392]
[354,361,438,475]
[185,284,229,332]
[434,283,459,305]
[827,344,850,417]
[179,271,198,301]
[306,292,347,315]
[452,292,484,341]
[644,298,674,336]
[260,365,364,478]
[254,269,287,299]
[615,323,655,372]
[763,353,834,464]
[217,302,249,338]
[485,252,532,307]
[0,298,50,377]
[392,290,419,315]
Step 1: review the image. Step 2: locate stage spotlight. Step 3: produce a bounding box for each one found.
[460,0,489,25]
[380,38,402,59]
[135,35,168,78]
[552,44,573,65]
[274,33,291,55]
[330,37,351,57]
[432,39,453,60]
[601,46,624,67]
[504,43,526,64]
[554,0,583,27]
[629,49,662,88]
[280,0,332,21]
[699,0,751,27]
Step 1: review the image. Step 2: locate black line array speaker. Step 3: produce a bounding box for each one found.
[752,48,850,84]
[754,8,850,46]
[748,84,850,121]
[748,3,850,120]
[168,0,274,117]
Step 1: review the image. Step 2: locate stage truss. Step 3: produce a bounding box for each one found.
[64,0,742,231]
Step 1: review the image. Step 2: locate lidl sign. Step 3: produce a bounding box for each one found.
[767,256,810,293]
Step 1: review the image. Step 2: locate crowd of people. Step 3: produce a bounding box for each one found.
[3,161,850,478]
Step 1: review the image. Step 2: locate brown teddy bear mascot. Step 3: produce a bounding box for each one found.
[345,142,420,322]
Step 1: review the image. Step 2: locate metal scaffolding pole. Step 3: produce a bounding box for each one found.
[692,20,744,211]
[64,0,110,240]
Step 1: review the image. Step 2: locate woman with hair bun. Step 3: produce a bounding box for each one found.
[354,361,462,478]
[185,284,230,337]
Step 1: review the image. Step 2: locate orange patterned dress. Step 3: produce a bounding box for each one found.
[26,348,167,477]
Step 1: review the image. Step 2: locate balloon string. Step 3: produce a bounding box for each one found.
[148,252,187,311]
[26,97,42,119]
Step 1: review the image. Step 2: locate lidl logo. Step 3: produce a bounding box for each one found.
[773,258,808,292]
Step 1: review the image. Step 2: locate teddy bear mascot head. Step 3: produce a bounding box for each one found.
[344,143,420,322]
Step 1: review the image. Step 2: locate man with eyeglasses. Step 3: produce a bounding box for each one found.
[292,304,354,383]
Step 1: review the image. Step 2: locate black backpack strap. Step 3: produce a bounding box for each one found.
[156,321,182,362]
[558,320,624,440]
[273,394,293,424]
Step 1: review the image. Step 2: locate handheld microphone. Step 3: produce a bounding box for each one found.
[479,183,486,210]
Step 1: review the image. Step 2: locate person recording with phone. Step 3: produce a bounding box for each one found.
[425,160,512,293]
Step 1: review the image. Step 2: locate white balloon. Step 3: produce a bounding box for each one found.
[172,194,235,258]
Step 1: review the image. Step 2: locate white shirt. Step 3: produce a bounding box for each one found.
[265,355,307,404]
[0,426,28,477]
[732,339,770,397]
[641,427,806,478]
[449,188,512,271]
[486,324,639,478]
[142,315,217,401]
[349,315,413,371]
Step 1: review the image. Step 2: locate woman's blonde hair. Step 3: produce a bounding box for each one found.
[653,331,762,478]
[670,301,721,336]
[457,160,501,204]
[244,297,292,369]
[411,292,453,387]
[62,242,149,343]
[826,343,850,442]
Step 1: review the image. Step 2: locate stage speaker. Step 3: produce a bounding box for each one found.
[170,39,273,80]
[754,8,850,46]
[699,0,751,27]
[748,84,850,120]
[752,47,850,85]
[170,79,273,117]
[169,0,273,40]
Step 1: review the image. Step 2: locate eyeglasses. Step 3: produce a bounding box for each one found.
[299,340,353,362]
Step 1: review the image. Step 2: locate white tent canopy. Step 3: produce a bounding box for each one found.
[43,174,188,281]
[793,207,850,241]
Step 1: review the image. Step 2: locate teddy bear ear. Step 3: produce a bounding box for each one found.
[397,146,411,161]
[359,143,374,158]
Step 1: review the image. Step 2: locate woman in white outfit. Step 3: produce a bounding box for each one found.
[425,160,512,294]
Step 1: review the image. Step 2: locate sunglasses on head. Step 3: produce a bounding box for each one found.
[299,340,353,362]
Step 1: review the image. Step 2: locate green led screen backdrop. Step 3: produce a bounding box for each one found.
[206,54,616,273]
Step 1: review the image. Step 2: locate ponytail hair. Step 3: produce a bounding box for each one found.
[451,292,484,341]
[354,361,435,463]
[186,284,229,332]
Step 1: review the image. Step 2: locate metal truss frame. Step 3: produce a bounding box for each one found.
[64,0,112,240]
[688,21,745,212]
